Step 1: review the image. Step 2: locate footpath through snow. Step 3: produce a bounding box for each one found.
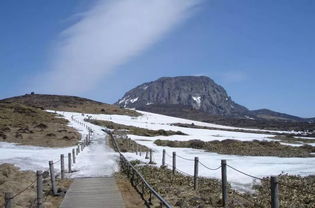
[2,110,315,191]
[66,111,315,191]
[0,111,119,178]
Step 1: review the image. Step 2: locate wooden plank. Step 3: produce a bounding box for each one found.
[59,177,125,208]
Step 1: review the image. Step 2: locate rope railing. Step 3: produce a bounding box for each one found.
[107,130,172,208]
[122,139,315,208]
[165,152,173,158]
[54,114,315,207]
[198,160,221,171]
[176,154,195,161]
[3,115,93,208]
[53,159,61,164]
[165,162,193,177]
[227,165,264,181]
[165,151,222,171]
[10,178,37,200]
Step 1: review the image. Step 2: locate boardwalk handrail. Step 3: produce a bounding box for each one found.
[104,130,172,208]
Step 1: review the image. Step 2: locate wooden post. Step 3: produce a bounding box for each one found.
[172,152,176,175]
[149,149,153,164]
[60,154,65,179]
[141,181,145,197]
[49,161,57,195]
[162,149,166,167]
[72,149,76,164]
[36,171,43,208]
[271,176,279,208]
[221,160,227,207]
[149,191,152,205]
[194,157,199,190]
[128,138,131,150]
[131,169,135,186]
[145,151,149,159]
[4,192,12,208]
[68,153,72,173]
[135,143,138,155]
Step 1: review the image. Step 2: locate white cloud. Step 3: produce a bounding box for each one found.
[36,0,202,94]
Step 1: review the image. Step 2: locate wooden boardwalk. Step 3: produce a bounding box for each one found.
[59,177,125,208]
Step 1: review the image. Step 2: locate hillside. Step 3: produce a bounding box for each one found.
[251,109,305,122]
[2,94,140,116]
[0,102,80,147]
[138,104,315,133]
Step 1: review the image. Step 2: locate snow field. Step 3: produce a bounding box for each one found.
[67,110,315,190]
[0,112,120,178]
[1,110,315,191]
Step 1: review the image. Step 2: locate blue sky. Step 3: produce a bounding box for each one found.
[0,0,314,117]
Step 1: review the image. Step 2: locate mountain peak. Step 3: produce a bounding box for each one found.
[116,76,249,117]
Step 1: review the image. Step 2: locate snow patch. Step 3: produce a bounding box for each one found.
[245,116,255,120]
[118,97,127,104]
[192,96,201,107]
[129,97,138,103]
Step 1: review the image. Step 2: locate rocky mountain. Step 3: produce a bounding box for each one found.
[116,76,250,117]
[116,76,314,124]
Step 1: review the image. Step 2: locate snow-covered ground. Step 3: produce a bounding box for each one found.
[0,112,119,178]
[65,110,315,191]
[1,110,315,191]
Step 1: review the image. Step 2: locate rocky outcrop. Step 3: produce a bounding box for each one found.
[116,76,250,117]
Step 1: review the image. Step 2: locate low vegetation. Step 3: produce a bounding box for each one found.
[110,136,149,153]
[172,122,315,138]
[269,135,315,144]
[129,162,315,208]
[110,133,315,207]
[0,102,80,147]
[115,172,146,208]
[87,119,186,137]
[0,163,72,208]
[139,104,315,133]
[154,139,315,157]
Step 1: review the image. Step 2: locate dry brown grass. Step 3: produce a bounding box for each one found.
[115,173,145,208]
[130,162,315,208]
[1,94,140,116]
[43,179,73,208]
[0,164,73,208]
[0,164,36,208]
[154,139,315,157]
[88,119,186,137]
[0,102,80,147]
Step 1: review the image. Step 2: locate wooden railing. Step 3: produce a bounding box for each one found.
[2,117,91,208]
[106,130,172,208]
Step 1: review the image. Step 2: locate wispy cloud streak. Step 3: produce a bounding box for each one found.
[37,0,202,94]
